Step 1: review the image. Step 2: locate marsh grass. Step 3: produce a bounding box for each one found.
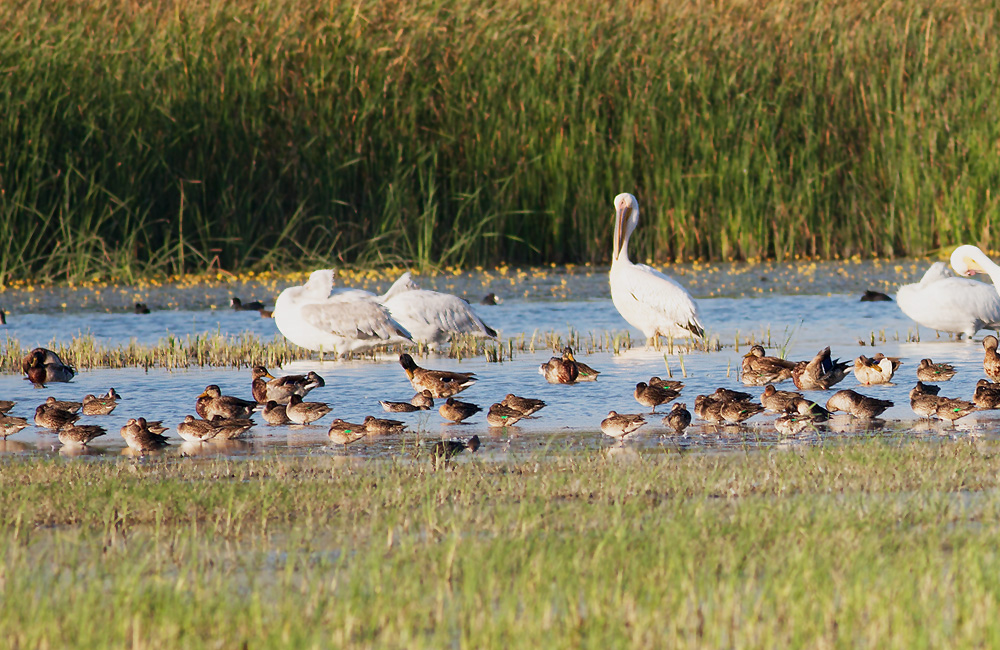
[5,440,1000,647]
[2,0,999,284]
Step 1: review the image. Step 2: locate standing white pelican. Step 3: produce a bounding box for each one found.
[897,261,1000,339]
[609,193,704,341]
[378,272,498,349]
[273,270,412,358]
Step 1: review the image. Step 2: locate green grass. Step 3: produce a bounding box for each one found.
[4,440,1000,647]
[2,0,999,284]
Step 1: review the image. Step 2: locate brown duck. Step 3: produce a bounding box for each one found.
[399,353,477,398]
[501,394,546,416]
[759,385,804,413]
[286,394,332,425]
[634,382,679,413]
[363,416,406,435]
[792,347,849,390]
[825,390,893,419]
[741,345,797,386]
[0,415,30,438]
[439,397,482,423]
[120,418,170,452]
[539,353,579,384]
[486,403,524,427]
[34,404,80,430]
[974,379,1000,409]
[196,385,256,420]
[853,354,898,385]
[58,424,107,447]
[328,419,367,445]
[663,402,691,434]
[600,411,646,440]
[562,348,600,381]
[82,393,118,416]
[22,348,76,387]
[250,366,324,405]
[916,359,956,382]
[984,336,1000,382]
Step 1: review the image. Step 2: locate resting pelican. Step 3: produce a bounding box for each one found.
[609,193,704,341]
[897,261,1000,338]
[378,272,497,349]
[273,269,412,357]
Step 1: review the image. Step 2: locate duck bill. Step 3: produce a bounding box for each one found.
[613,204,630,261]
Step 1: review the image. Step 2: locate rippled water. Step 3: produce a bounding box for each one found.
[2,260,997,461]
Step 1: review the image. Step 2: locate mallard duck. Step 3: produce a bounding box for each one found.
[600,411,646,440]
[22,348,76,387]
[648,377,685,391]
[120,417,170,452]
[539,354,579,384]
[562,348,600,381]
[693,395,726,423]
[134,302,151,314]
[853,354,898,385]
[633,382,679,413]
[741,345,797,386]
[431,435,480,461]
[328,419,367,445]
[935,399,977,423]
[792,347,849,390]
[0,400,14,414]
[378,271,498,349]
[249,366,324,405]
[439,397,482,423]
[196,385,256,420]
[984,336,1000,382]
[259,401,292,425]
[486,403,524,427]
[399,353,477,398]
[285,394,332,425]
[231,297,265,311]
[720,400,765,424]
[826,390,893,419]
[974,379,1000,409]
[760,385,804,413]
[411,390,435,409]
[609,193,704,341]
[205,415,254,439]
[177,415,221,442]
[663,402,691,434]
[45,396,82,413]
[82,393,117,416]
[0,415,29,438]
[34,404,80,429]
[501,393,546,416]
[363,416,406,435]
[909,381,944,418]
[916,359,956,382]
[58,424,107,447]
[379,400,422,413]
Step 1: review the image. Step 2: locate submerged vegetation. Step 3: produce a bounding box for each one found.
[4,440,1000,646]
[2,0,998,283]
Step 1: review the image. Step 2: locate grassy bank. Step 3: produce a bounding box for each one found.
[4,440,1000,646]
[2,0,998,284]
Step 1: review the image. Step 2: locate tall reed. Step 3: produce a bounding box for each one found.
[1,0,997,283]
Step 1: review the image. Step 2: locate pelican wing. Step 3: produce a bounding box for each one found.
[385,290,497,338]
[300,296,411,341]
[616,262,704,337]
[378,271,421,302]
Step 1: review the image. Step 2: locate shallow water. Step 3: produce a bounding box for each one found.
[2,260,997,461]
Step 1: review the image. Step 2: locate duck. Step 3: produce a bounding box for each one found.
[205,416,254,440]
[273,269,412,358]
[231,297,265,311]
[909,382,944,419]
[196,385,256,420]
[648,377,685,391]
[0,415,30,438]
[134,302,151,314]
[328,419,368,445]
[600,411,646,440]
[439,397,482,423]
[399,353,477,398]
[774,414,816,436]
[608,193,704,341]
[480,293,500,305]
[898,260,1000,338]
[259,401,292,425]
[663,402,691,434]
[935,399,977,423]
[563,348,600,381]
[693,394,726,423]
[250,366,324,404]
[0,400,14,414]
[853,354,899,385]
[177,415,222,442]
[363,416,406,435]
[741,345,797,386]
[720,400,766,424]
[379,400,423,413]
[378,271,498,349]
[411,390,435,409]
[539,353,579,384]
[759,385,805,413]
[82,393,118,416]
[285,394,332,425]
[145,420,169,436]
[45,396,82,413]
[58,424,107,447]
[486,403,524,428]
[120,418,170,452]
[500,394,546,417]
[22,348,76,387]
[974,380,1000,409]
[430,435,480,461]
[825,390,894,419]
[784,397,831,422]
[860,290,892,302]
[916,359,956,382]
[633,381,679,413]
[792,347,849,390]
[34,404,80,429]
[984,336,1000,382]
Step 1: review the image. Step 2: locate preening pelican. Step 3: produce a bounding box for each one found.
[951,245,1000,289]
[379,272,497,349]
[273,270,412,357]
[609,193,704,341]
[897,261,1000,338]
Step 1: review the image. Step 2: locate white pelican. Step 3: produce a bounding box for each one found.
[897,260,1000,338]
[273,270,412,358]
[379,272,497,349]
[609,193,704,341]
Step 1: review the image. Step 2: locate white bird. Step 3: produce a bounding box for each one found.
[897,261,1000,339]
[378,272,498,349]
[952,245,1000,287]
[273,269,412,358]
[608,193,704,341]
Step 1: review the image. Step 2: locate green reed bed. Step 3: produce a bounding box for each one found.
[2,0,998,284]
[4,440,1000,647]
